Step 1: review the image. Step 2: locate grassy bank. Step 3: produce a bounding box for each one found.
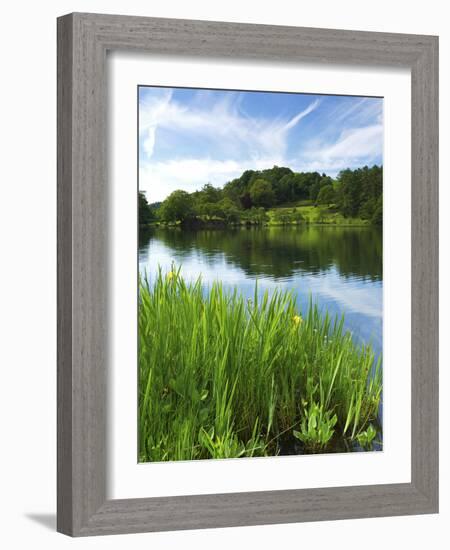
[267,203,369,226]
[139,269,382,462]
[141,203,370,229]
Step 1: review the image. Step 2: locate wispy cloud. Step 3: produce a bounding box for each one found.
[282,100,320,130]
[299,123,383,173]
[139,90,319,162]
[330,97,381,124]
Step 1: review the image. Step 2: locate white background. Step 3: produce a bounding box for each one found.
[0,1,447,549]
[109,54,411,498]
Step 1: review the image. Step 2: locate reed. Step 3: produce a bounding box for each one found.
[139,267,382,462]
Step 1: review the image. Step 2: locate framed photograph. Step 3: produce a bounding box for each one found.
[57,13,438,536]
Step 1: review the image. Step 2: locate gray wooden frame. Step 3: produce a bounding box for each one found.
[57,12,439,537]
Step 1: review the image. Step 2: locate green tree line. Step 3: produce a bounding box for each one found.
[139,164,383,227]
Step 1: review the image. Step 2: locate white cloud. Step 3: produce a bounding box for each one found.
[320,124,382,159]
[300,123,383,174]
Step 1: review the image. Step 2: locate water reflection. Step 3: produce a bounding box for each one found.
[139,225,383,354]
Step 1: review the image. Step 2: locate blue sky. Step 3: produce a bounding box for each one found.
[139,86,383,202]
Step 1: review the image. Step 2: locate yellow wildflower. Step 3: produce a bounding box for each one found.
[292,314,303,326]
[166,271,175,282]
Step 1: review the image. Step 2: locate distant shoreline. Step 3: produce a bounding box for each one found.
[139,202,375,229]
[140,221,374,229]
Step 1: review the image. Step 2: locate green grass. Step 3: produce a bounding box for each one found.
[267,203,369,226]
[139,268,382,462]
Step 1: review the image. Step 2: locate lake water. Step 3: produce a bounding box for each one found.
[139,225,382,356]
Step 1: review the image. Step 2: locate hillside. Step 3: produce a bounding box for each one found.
[139,165,382,227]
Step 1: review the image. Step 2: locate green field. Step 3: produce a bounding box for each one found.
[139,268,382,462]
[267,202,369,226]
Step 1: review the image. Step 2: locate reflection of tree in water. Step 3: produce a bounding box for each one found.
[139,226,382,282]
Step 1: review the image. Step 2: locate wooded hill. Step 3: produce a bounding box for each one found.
[139,164,383,226]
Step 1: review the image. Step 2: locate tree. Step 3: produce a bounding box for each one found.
[291,208,304,224]
[315,207,327,224]
[371,197,383,225]
[359,197,376,220]
[239,192,253,210]
[198,202,218,219]
[309,180,321,202]
[335,169,360,217]
[316,184,335,206]
[290,173,308,201]
[275,174,294,204]
[199,183,222,204]
[223,171,255,205]
[272,209,290,224]
[334,165,382,219]
[217,198,241,223]
[159,190,195,223]
[242,207,269,225]
[249,178,275,208]
[138,191,155,225]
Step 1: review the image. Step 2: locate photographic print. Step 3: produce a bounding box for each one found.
[138,86,383,462]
